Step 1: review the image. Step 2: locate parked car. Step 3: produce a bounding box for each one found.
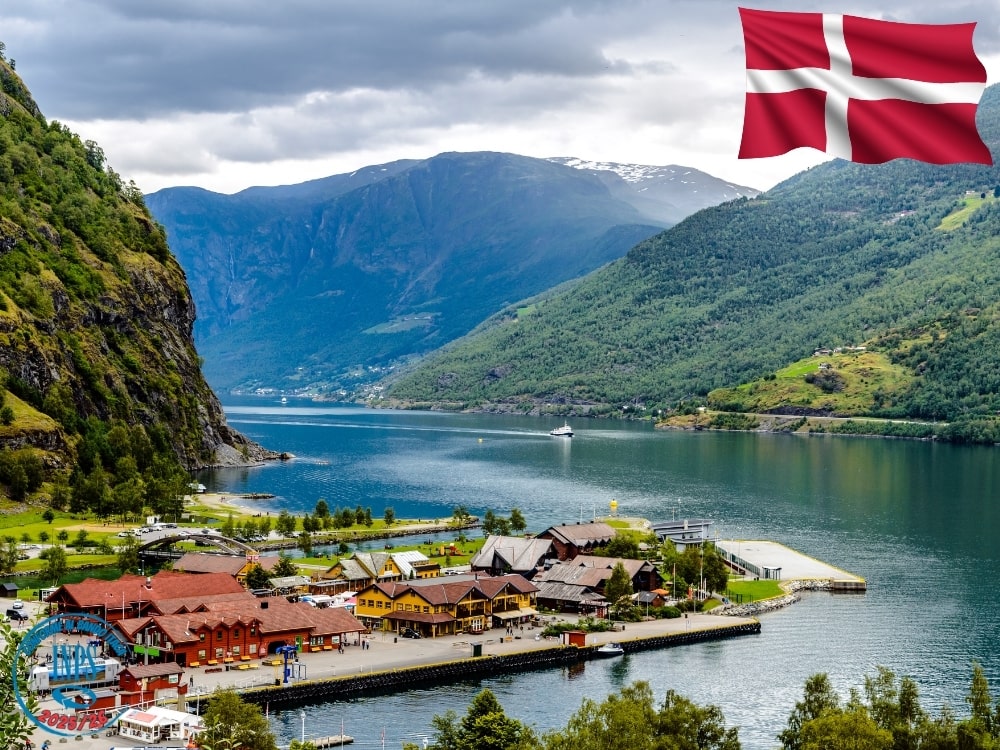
[11,600,23,609]
[400,627,422,639]
[6,608,27,621]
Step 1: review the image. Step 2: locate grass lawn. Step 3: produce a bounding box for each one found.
[726,578,784,602]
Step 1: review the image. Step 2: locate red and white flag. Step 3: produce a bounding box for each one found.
[738,8,992,165]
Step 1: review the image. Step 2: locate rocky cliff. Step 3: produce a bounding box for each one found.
[0,58,270,469]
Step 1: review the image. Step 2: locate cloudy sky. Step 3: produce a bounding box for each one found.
[3,0,999,195]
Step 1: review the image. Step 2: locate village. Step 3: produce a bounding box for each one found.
[18,519,718,745]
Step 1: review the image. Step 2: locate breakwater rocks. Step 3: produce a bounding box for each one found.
[238,622,760,711]
[719,579,836,617]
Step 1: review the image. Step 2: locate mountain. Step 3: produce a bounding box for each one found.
[146,152,750,395]
[0,59,267,470]
[383,87,1000,434]
[547,157,758,224]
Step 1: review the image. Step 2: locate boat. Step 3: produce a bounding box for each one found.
[595,642,624,657]
[549,422,573,437]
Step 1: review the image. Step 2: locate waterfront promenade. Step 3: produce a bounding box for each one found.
[28,611,758,748]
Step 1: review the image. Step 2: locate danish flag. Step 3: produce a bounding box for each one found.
[738,8,992,165]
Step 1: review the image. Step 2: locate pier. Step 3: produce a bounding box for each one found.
[716,539,866,590]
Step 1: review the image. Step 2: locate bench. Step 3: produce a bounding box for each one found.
[188,661,200,668]
[206,660,218,666]
[323,645,333,651]
[240,655,252,661]
[223,657,234,663]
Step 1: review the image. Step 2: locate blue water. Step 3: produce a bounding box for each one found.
[203,398,1000,749]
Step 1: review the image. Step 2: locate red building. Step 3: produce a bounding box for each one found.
[117,596,367,667]
[47,571,247,622]
[118,662,187,706]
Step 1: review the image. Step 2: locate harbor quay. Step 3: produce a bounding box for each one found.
[28,612,760,749]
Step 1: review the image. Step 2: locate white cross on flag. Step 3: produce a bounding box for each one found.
[738,8,992,165]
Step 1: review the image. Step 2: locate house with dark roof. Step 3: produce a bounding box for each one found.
[470,536,554,579]
[532,556,661,613]
[535,522,615,560]
[173,552,282,585]
[353,573,538,637]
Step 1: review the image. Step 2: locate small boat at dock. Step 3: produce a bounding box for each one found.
[595,642,624,657]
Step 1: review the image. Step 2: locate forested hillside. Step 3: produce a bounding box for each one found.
[147,152,744,395]
[384,87,1000,437]
[0,54,269,507]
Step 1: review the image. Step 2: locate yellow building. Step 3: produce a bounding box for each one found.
[354,573,538,638]
[320,551,440,589]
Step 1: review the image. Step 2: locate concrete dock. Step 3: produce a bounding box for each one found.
[716,540,866,591]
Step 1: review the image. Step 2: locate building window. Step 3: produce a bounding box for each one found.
[310,636,323,646]
[234,628,240,639]
[233,645,241,656]
[217,631,223,641]
[215,647,224,660]
[249,644,258,655]
[250,625,256,636]
[423,606,429,613]
[199,633,205,642]
[198,649,206,660]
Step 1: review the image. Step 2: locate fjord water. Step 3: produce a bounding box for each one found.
[206,399,1000,749]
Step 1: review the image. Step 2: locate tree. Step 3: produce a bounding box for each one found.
[657,688,741,750]
[117,534,140,575]
[509,507,527,534]
[542,681,738,750]
[482,510,498,536]
[429,688,533,750]
[384,507,395,527]
[41,508,54,524]
[799,705,893,750]
[245,564,271,590]
[0,620,36,745]
[41,544,68,585]
[57,529,69,543]
[779,674,841,750]
[200,688,278,750]
[221,512,237,539]
[298,530,314,557]
[604,561,634,615]
[315,499,330,519]
[272,554,298,578]
[603,534,640,560]
[0,537,19,576]
[276,509,297,536]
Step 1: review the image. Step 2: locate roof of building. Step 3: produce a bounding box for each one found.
[537,522,615,547]
[145,597,367,642]
[389,550,432,579]
[325,551,433,581]
[121,662,184,679]
[470,536,554,573]
[535,558,653,588]
[367,573,537,607]
[533,580,606,604]
[50,571,246,608]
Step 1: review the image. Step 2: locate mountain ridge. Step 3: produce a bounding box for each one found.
[147,151,748,395]
[382,86,1000,434]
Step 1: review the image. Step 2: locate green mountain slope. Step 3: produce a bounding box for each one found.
[384,87,1000,429]
[0,58,265,470]
[147,152,749,395]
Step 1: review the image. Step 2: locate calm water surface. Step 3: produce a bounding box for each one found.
[203,398,1000,749]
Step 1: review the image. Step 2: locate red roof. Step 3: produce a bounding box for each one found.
[52,571,246,609]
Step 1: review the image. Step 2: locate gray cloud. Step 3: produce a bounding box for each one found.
[2,0,997,193]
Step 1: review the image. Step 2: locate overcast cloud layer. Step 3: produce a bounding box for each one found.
[2,0,999,194]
